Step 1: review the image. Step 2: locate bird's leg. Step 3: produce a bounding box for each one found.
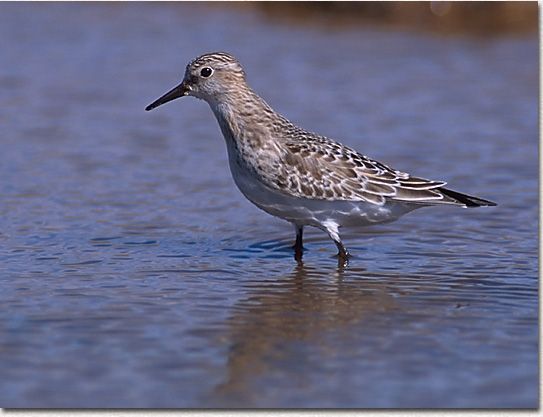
[333,239,350,261]
[293,224,304,261]
[324,222,350,261]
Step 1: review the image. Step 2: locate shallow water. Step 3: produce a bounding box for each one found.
[0,2,538,408]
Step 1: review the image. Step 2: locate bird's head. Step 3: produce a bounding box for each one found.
[145,52,247,111]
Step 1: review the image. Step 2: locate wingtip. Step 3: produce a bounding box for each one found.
[440,187,496,207]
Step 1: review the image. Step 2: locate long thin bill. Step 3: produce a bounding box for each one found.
[145,82,188,111]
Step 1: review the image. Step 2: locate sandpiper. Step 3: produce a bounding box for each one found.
[146,52,496,261]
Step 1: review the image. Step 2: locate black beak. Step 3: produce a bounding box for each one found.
[145,81,189,111]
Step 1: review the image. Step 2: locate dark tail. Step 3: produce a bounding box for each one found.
[439,187,497,207]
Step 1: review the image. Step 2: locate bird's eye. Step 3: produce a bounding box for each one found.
[200,67,213,78]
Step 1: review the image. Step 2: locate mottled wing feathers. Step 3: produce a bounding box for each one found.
[266,131,459,206]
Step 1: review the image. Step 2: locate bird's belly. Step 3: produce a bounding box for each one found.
[229,158,418,229]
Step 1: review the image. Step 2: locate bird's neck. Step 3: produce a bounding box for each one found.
[207,89,289,179]
[208,89,281,147]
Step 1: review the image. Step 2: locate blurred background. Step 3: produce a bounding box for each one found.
[249,1,537,34]
[0,1,538,409]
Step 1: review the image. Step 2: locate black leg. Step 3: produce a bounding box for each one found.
[293,224,303,261]
[334,239,350,261]
[324,223,350,262]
